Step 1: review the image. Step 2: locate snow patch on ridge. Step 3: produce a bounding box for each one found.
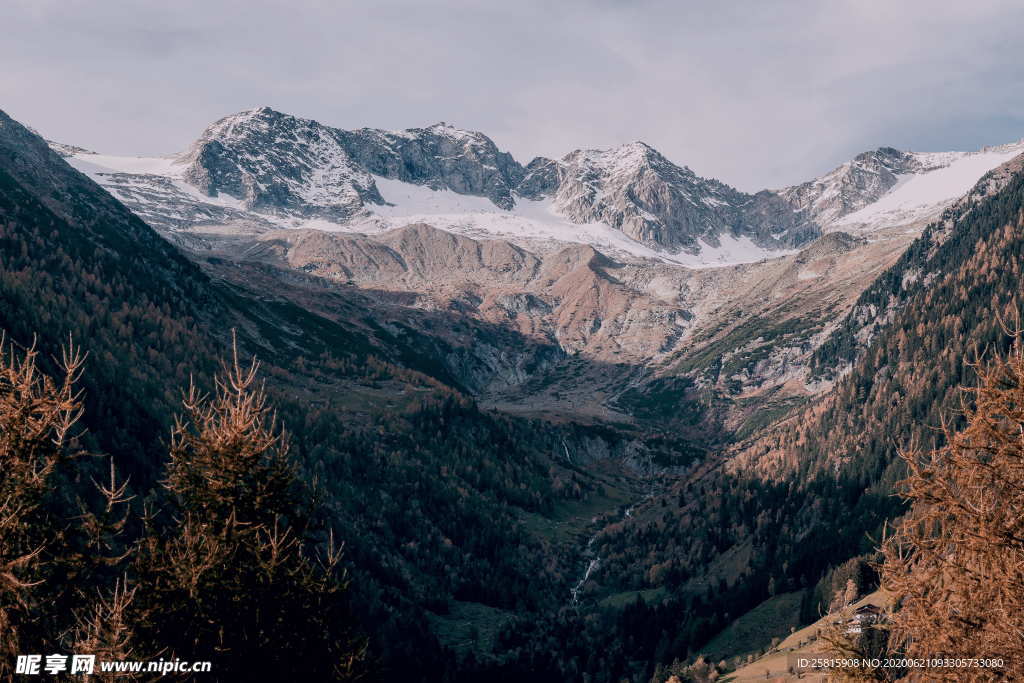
[67,152,185,178]
[834,142,1024,231]
[65,152,251,213]
[363,177,792,268]
[64,149,794,269]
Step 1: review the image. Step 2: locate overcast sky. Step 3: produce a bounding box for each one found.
[2,0,1023,190]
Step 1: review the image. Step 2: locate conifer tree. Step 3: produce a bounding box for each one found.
[0,337,84,672]
[881,339,1024,679]
[131,341,366,679]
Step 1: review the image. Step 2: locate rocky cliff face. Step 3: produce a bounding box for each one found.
[182,108,527,218]
[808,148,1024,381]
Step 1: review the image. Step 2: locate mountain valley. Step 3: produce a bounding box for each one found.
[5,102,1024,681]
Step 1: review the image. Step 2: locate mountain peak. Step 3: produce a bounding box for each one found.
[563,141,675,180]
[224,105,279,119]
[341,121,524,209]
[850,146,913,172]
[182,106,377,219]
[779,139,1024,230]
[416,121,493,145]
[424,120,462,131]
[196,106,301,144]
[606,141,662,166]
[223,105,277,123]
[618,140,656,154]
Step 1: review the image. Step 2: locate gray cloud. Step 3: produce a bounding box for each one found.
[2,0,1022,190]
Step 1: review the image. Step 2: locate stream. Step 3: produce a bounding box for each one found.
[565,446,666,606]
[569,502,637,605]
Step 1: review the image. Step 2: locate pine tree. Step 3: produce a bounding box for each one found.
[0,336,85,672]
[881,338,1024,679]
[130,341,366,679]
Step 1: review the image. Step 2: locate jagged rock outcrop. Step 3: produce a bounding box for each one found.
[182,108,527,219]
[796,231,866,261]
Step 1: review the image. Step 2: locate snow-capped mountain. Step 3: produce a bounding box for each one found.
[519,142,815,251]
[55,106,1024,269]
[181,107,381,221]
[180,107,530,221]
[778,142,1024,231]
[779,147,933,226]
[55,107,811,266]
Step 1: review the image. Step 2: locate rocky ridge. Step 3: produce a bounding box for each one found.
[61,107,818,257]
[60,107,1023,268]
